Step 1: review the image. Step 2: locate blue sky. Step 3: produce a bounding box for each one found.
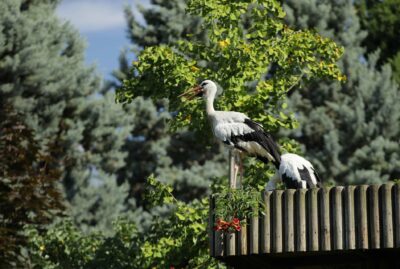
[57,0,150,80]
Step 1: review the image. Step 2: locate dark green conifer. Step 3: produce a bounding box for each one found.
[357,0,400,82]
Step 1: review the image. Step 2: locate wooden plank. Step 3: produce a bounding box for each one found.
[209,195,215,256]
[344,185,356,250]
[227,150,237,256]
[319,187,331,251]
[250,215,259,254]
[394,183,400,248]
[261,191,272,253]
[381,182,394,248]
[369,185,380,249]
[215,230,224,257]
[226,232,236,256]
[355,185,368,249]
[284,189,295,252]
[272,190,283,253]
[296,189,307,252]
[332,186,344,250]
[307,188,319,251]
[239,223,248,255]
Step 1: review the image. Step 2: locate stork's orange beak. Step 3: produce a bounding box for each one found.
[178,85,203,100]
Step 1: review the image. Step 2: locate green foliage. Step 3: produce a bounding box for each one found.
[214,187,263,222]
[28,177,224,268]
[113,0,227,212]
[115,96,227,208]
[145,174,177,206]
[283,0,400,185]
[119,0,344,184]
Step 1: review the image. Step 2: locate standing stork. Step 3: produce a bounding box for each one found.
[179,80,281,184]
[266,153,322,190]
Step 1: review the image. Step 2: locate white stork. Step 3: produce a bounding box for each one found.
[266,153,322,190]
[179,80,281,182]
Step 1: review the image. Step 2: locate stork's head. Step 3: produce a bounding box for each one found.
[178,80,218,100]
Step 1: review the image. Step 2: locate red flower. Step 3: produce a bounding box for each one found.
[231,218,240,225]
[230,218,241,231]
[213,224,224,231]
[214,218,242,233]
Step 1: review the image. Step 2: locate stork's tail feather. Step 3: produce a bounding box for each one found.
[313,169,323,188]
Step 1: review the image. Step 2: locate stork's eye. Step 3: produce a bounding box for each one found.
[201,82,208,87]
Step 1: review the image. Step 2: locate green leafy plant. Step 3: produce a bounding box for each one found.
[27,176,224,268]
[213,187,263,233]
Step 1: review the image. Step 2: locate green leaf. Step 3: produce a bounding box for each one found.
[175,212,186,221]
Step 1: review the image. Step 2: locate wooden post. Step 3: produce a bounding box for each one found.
[381,183,394,248]
[239,224,248,255]
[332,186,344,250]
[355,185,368,249]
[394,183,400,247]
[344,186,356,250]
[227,150,237,256]
[272,190,283,253]
[261,191,272,253]
[284,189,295,252]
[308,188,319,251]
[215,230,224,256]
[250,214,259,254]
[319,187,331,251]
[296,189,307,252]
[369,185,380,249]
[226,232,236,256]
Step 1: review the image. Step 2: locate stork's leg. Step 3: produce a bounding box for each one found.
[238,152,244,187]
[229,149,240,188]
[233,159,239,188]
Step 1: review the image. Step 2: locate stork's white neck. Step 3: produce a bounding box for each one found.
[206,93,215,115]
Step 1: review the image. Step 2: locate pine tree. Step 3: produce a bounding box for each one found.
[282,0,400,184]
[126,0,204,49]
[0,0,134,232]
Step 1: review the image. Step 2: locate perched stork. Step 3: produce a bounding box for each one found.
[266,153,322,190]
[179,80,281,182]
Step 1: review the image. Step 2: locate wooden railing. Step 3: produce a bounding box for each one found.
[209,183,400,257]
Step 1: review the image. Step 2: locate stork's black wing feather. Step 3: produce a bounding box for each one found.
[311,167,323,188]
[243,118,264,131]
[282,173,303,189]
[242,118,281,166]
[297,167,314,188]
